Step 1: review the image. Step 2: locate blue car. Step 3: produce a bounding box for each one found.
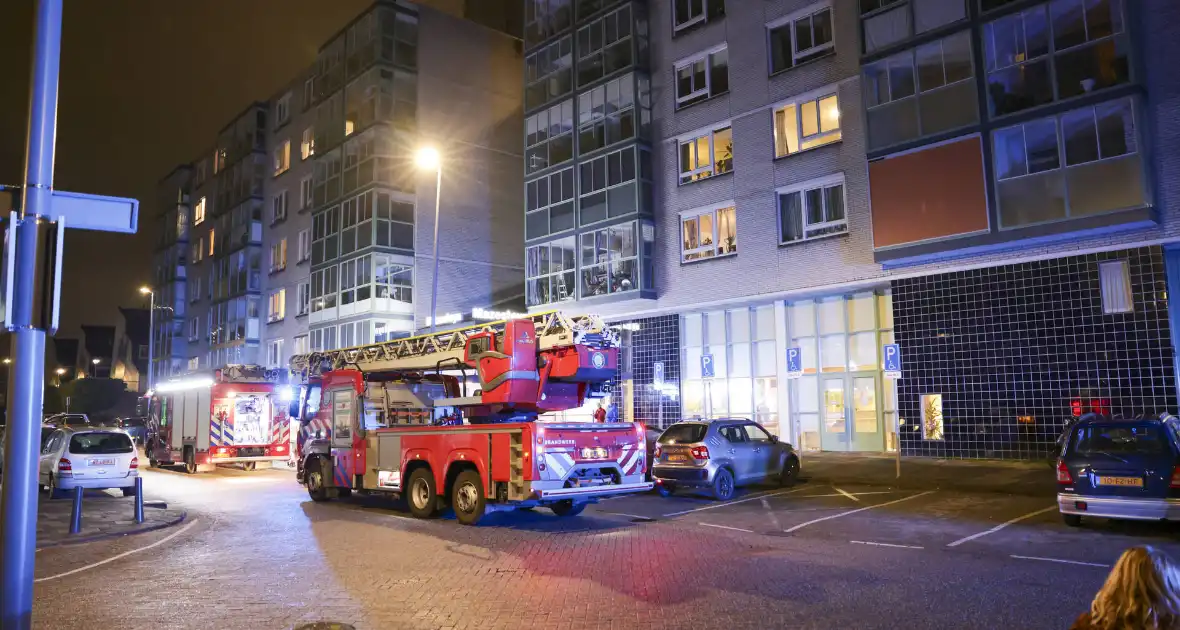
[1057,413,1180,527]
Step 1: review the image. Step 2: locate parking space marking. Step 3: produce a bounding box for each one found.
[661,487,810,517]
[699,522,754,534]
[784,491,934,533]
[851,540,924,550]
[761,497,782,530]
[1011,555,1110,568]
[599,511,656,521]
[832,486,861,502]
[34,518,199,583]
[945,506,1056,547]
[793,491,901,499]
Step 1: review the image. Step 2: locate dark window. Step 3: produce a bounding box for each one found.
[675,48,728,109]
[1071,424,1171,456]
[769,7,834,74]
[659,423,709,444]
[674,0,724,33]
[68,432,134,455]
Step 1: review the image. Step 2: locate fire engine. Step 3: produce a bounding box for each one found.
[145,365,293,473]
[288,311,652,525]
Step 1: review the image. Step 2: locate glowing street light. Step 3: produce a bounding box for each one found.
[414,147,440,171]
[139,285,156,392]
[416,146,445,334]
[55,368,65,375]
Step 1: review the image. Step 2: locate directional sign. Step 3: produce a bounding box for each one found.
[786,347,803,380]
[883,343,902,379]
[653,361,665,386]
[48,190,139,233]
[701,353,715,378]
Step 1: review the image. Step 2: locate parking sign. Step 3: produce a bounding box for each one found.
[786,347,803,379]
[653,361,665,386]
[701,354,715,378]
[883,343,902,379]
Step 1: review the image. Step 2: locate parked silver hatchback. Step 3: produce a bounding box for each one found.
[652,419,800,500]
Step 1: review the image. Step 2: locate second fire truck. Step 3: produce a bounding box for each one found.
[288,311,652,525]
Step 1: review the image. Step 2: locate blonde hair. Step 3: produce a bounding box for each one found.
[1090,546,1180,629]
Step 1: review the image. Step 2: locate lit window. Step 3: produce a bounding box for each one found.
[526,237,576,307]
[773,88,842,157]
[674,0,725,33]
[678,125,733,184]
[208,229,215,257]
[1099,260,1133,314]
[301,126,315,160]
[273,140,291,176]
[681,203,737,262]
[674,46,729,109]
[921,393,944,440]
[579,221,639,299]
[778,174,847,243]
[270,239,287,273]
[193,197,206,225]
[268,289,286,323]
[188,356,200,370]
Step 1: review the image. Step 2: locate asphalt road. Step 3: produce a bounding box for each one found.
[29,464,1180,629]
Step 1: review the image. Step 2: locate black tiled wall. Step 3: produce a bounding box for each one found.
[892,247,1177,460]
[614,315,681,429]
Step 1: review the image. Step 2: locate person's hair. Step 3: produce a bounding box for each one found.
[1090,546,1180,629]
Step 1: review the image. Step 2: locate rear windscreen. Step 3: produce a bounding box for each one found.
[69,433,134,455]
[658,424,708,445]
[1071,424,1171,456]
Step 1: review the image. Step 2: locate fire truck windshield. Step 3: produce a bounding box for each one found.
[304,384,322,418]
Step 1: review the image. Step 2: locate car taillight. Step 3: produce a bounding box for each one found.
[1056,459,1072,484]
[691,445,710,460]
[58,458,72,472]
[1170,465,1180,489]
[654,445,662,459]
[130,457,138,470]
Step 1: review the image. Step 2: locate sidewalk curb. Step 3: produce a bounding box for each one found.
[36,509,189,549]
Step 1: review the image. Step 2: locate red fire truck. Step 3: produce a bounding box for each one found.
[289,311,651,525]
[145,365,293,473]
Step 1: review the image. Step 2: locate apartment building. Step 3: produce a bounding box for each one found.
[149,165,193,383]
[524,0,1180,461]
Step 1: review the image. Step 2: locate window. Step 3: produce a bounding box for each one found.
[339,256,373,305]
[374,256,413,303]
[191,237,204,264]
[580,222,638,298]
[270,239,287,273]
[920,393,944,440]
[190,277,202,302]
[275,92,291,126]
[300,176,313,210]
[208,229,215,257]
[310,327,337,352]
[302,79,314,110]
[675,46,729,108]
[526,168,575,239]
[863,30,977,151]
[682,306,780,431]
[768,4,834,74]
[271,190,288,224]
[297,229,311,263]
[194,197,206,225]
[576,5,632,87]
[297,281,311,316]
[678,125,733,184]
[187,317,199,341]
[778,174,847,243]
[526,237,576,306]
[525,100,574,175]
[1099,260,1133,314]
[861,0,966,54]
[267,339,284,368]
[983,0,1128,117]
[311,266,338,313]
[525,0,573,46]
[579,146,638,225]
[301,127,315,160]
[773,89,842,157]
[338,321,371,349]
[373,192,414,251]
[577,74,636,154]
[674,0,725,33]
[993,97,1144,227]
[268,289,286,323]
[681,203,737,262]
[293,334,309,356]
[188,356,200,370]
[525,36,573,111]
[273,140,291,176]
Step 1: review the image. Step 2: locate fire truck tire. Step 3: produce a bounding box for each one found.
[407,468,438,519]
[183,449,197,475]
[451,470,486,526]
[242,462,257,471]
[549,500,585,517]
[306,458,331,502]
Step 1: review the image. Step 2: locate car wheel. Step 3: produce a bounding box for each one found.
[305,458,330,502]
[451,470,486,526]
[656,482,676,497]
[48,474,64,500]
[242,462,257,472]
[121,486,137,497]
[550,500,585,517]
[1063,513,1083,527]
[406,468,438,519]
[183,449,197,475]
[712,468,736,501]
[779,455,800,486]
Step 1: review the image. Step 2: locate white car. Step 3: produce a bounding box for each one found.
[39,428,138,498]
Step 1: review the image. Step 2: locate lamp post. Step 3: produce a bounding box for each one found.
[415,147,442,333]
[91,357,100,377]
[139,286,155,392]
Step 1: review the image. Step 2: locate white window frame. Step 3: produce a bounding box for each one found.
[270,239,287,273]
[275,92,292,126]
[271,190,288,224]
[772,84,842,158]
[267,338,284,369]
[268,288,286,323]
[776,173,847,244]
[673,0,722,32]
[767,2,835,74]
[188,318,199,341]
[680,201,737,263]
[188,356,200,370]
[300,175,313,210]
[674,44,727,109]
[677,122,733,185]
[273,140,291,176]
[293,334,309,356]
[297,229,311,263]
[301,126,315,160]
[297,281,311,316]
[194,196,206,225]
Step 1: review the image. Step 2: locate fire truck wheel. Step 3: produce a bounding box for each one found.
[549,500,585,517]
[451,470,486,526]
[183,449,197,475]
[306,458,330,502]
[242,462,257,471]
[406,468,438,519]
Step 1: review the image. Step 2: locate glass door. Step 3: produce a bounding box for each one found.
[851,375,883,451]
[818,374,884,451]
[820,377,846,450]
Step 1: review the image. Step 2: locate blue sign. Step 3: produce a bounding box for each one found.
[701,353,715,378]
[786,347,803,379]
[883,343,902,379]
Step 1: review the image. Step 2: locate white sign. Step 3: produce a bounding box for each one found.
[424,312,462,327]
[472,307,527,321]
[653,361,665,386]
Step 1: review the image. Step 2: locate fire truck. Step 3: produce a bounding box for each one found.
[288,311,652,525]
[145,365,293,473]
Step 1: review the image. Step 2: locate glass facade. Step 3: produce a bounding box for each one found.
[681,306,780,435]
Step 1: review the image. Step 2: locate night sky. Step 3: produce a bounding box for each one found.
[0,0,370,340]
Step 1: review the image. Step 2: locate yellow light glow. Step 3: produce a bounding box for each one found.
[415,147,440,170]
[139,286,152,294]
[55,368,65,375]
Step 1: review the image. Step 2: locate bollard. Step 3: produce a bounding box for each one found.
[69,486,83,535]
[134,477,144,524]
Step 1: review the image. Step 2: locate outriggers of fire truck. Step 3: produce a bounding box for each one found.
[288,311,652,525]
[146,365,293,473]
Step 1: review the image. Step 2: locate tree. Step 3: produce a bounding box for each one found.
[57,378,127,415]
[43,385,63,414]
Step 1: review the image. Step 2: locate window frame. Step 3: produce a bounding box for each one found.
[300,176,313,211]
[267,338,285,369]
[772,85,843,158]
[526,167,576,240]
[271,190,288,225]
[860,0,968,54]
[578,145,640,227]
[767,3,836,76]
[673,0,725,34]
[674,44,729,109]
[269,238,287,274]
[297,281,311,316]
[273,140,291,177]
[525,36,574,111]
[526,236,578,307]
[301,126,316,160]
[680,201,738,263]
[297,229,311,263]
[275,92,292,127]
[677,123,734,185]
[776,172,848,244]
[579,221,640,299]
[193,197,206,226]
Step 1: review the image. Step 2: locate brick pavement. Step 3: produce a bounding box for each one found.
[35,489,185,547]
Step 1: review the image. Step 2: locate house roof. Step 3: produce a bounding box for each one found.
[80,325,115,358]
[118,308,151,346]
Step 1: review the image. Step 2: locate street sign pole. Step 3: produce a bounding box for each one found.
[1,1,62,627]
[882,343,902,480]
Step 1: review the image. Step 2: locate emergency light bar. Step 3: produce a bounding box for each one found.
[155,377,215,393]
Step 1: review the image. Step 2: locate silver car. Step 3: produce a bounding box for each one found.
[39,427,139,498]
[652,419,800,500]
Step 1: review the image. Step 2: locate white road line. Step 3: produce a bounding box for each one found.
[851,540,924,550]
[600,511,655,520]
[699,522,754,533]
[661,487,810,517]
[784,491,935,533]
[945,506,1056,548]
[801,491,901,498]
[1011,555,1110,568]
[34,518,199,583]
[761,497,783,530]
[832,486,861,502]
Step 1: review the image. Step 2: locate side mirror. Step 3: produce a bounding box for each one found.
[769,435,779,443]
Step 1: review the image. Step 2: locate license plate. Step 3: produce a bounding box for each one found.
[89,458,115,467]
[1097,476,1143,487]
[666,454,688,462]
[580,447,608,459]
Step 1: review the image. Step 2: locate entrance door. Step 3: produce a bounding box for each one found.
[818,374,884,451]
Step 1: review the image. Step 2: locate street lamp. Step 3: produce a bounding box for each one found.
[139,286,155,392]
[91,357,100,377]
[416,147,443,333]
[54,368,64,375]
